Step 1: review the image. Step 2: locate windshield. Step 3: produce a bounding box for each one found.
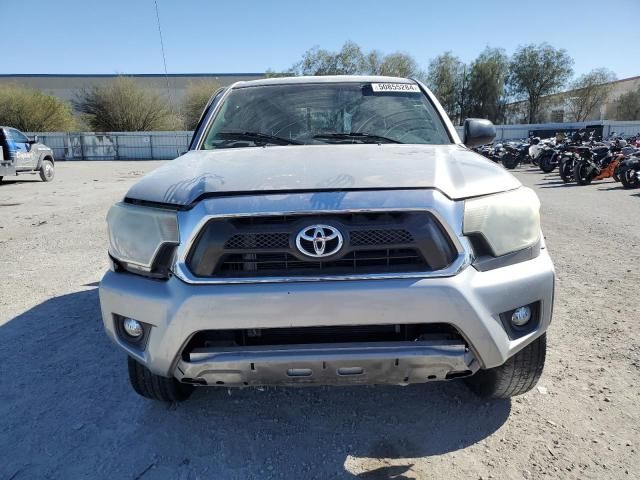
[200,82,451,149]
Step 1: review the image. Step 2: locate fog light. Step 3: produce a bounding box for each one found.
[511,306,532,327]
[122,317,143,338]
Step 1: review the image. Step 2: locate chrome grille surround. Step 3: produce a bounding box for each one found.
[170,189,472,284]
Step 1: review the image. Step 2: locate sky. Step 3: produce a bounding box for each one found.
[3,0,639,80]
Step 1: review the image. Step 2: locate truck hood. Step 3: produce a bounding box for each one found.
[125,144,521,207]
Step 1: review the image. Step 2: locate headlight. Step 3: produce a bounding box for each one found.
[106,202,179,276]
[463,187,540,257]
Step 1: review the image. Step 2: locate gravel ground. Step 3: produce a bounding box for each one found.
[0,161,639,480]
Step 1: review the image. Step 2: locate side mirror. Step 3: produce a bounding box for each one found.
[463,119,496,148]
[28,135,38,144]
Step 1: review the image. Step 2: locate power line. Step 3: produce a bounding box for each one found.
[153,0,172,103]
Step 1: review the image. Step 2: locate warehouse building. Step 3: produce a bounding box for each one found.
[504,75,640,124]
[0,73,264,106]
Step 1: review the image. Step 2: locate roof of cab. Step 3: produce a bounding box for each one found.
[231,75,417,88]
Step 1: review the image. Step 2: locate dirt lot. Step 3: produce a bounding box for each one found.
[1,161,639,479]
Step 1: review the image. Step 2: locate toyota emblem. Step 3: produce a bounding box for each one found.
[295,224,343,258]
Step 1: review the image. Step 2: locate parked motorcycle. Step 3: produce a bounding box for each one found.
[473,144,497,161]
[501,142,530,169]
[529,138,557,172]
[558,148,581,183]
[574,149,621,185]
[491,143,505,163]
[555,131,597,181]
[618,154,640,189]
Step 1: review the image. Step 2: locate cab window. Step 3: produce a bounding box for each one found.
[8,128,29,143]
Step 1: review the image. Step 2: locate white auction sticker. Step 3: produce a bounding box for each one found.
[371,83,421,93]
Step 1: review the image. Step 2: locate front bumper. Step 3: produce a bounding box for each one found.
[99,248,555,384]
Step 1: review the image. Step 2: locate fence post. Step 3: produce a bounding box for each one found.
[149,135,154,160]
[79,134,85,160]
[64,133,69,160]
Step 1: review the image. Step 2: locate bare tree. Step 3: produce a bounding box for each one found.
[0,84,76,131]
[564,68,616,121]
[182,81,221,130]
[74,77,179,131]
[509,43,574,123]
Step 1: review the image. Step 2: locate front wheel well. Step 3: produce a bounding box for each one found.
[38,155,55,171]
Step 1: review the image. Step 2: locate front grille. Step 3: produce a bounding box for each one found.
[224,233,289,249]
[224,228,413,250]
[350,229,413,246]
[217,248,424,276]
[187,211,456,278]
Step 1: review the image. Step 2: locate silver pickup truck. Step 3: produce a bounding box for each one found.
[0,127,55,183]
[100,76,554,402]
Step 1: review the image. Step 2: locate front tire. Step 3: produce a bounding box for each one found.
[575,160,594,185]
[466,333,546,398]
[559,158,574,183]
[39,159,55,182]
[127,356,193,402]
[501,153,519,170]
[539,155,556,173]
[621,167,640,189]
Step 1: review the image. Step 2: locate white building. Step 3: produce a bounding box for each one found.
[505,75,640,124]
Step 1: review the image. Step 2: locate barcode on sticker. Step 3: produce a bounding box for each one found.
[371,83,421,93]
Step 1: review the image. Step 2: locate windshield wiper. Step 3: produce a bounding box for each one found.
[216,131,302,146]
[312,132,402,144]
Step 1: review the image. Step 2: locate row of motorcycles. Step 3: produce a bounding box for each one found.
[474,131,640,188]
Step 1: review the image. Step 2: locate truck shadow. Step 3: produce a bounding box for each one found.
[1,289,510,480]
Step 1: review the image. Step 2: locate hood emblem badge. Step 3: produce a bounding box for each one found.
[296,224,343,258]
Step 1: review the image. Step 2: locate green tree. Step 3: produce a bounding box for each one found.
[293,41,366,76]
[74,76,179,131]
[264,69,294,78]
[613,86,640,120]
[288,42,423,78]
[563,68,616,121]
[182,81,221,130]
[509,43,574,123]
[467,48,509,123]
[366,50,424,78]
[0,84,76,131]
[426,52,465,120]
